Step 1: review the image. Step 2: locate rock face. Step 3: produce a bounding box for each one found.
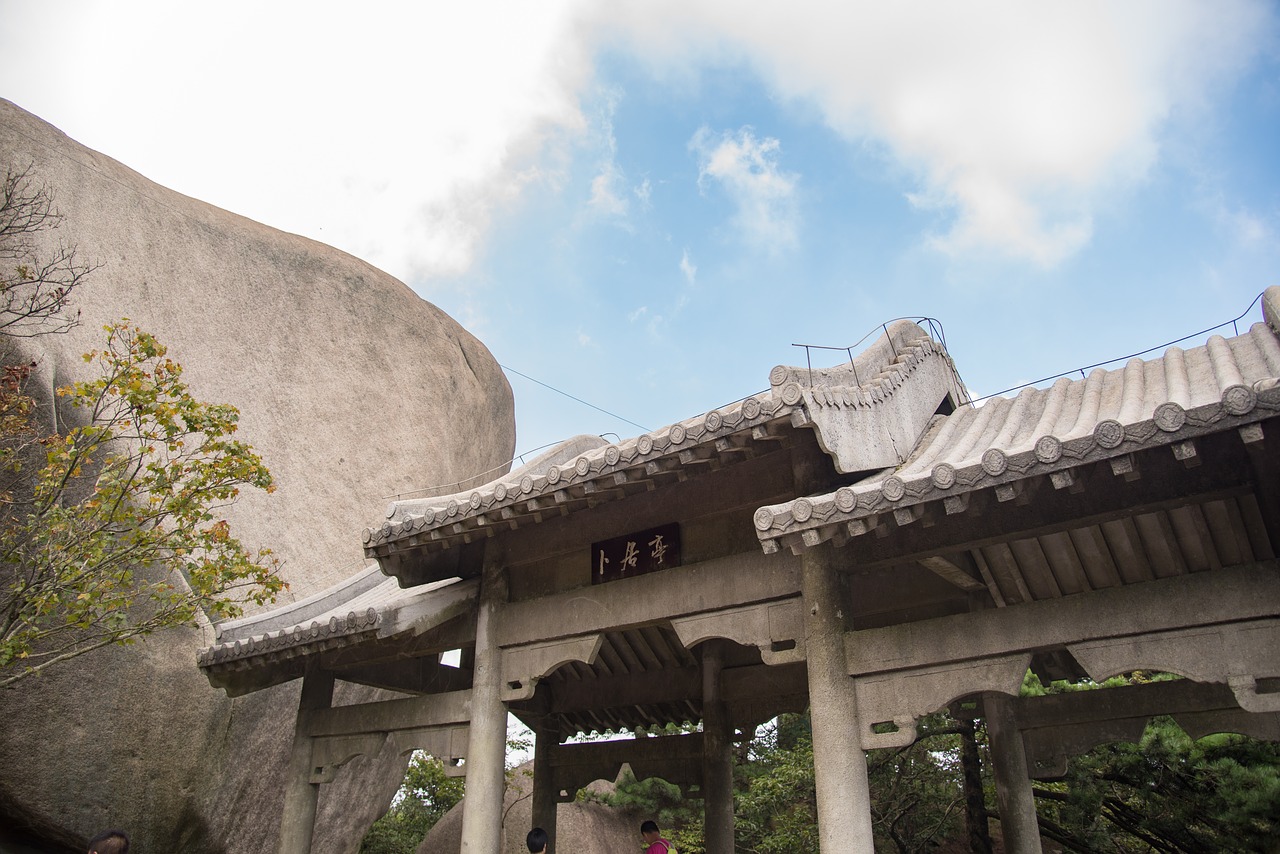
[0,99,515,853]
[418,763,641,854]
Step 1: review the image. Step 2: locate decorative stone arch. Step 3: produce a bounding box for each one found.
[853,653,1034,750]
[1068,620,1280,713]
[670,600,806,666]
[502,634,604,702]
[198,294,1280,854]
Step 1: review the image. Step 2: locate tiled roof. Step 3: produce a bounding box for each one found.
[196,565,475,671]
[363,320,960,558]
[753,322,1280,553]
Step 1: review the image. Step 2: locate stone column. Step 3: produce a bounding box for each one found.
[984,692,1042,854]
[460,551,509,854]
[701,641,735,854]
[790,441,876,853]
[278,665,335,854]
[802,543,876,853]
[532,717,559,854]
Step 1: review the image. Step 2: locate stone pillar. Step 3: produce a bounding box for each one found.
[460,552,509,854]
[802,544,876,853]
[278,665,335,854]
[532,717,559,854]
[984,692,1042,854]
[701,642,735,854]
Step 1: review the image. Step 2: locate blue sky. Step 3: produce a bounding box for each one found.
[2,1,1279,473]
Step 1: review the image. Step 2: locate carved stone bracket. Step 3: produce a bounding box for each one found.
[308,723,474,783]
[1068,618,1280,712]
[1014,679,1280,780]
[853,653,1031,750]
[670,599,805,665]
[305,689,476,783]
[501,634,604,701]
[388,725,471,777]
[309,733,387,783]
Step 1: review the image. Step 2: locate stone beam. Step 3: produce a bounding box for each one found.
[309,733,388,784]
[302,689,472,738]
[497,550,801,647]
[845,562,1280,677]
[854,653,1032,749]
[530,661,808,724]
[388,725,471,777]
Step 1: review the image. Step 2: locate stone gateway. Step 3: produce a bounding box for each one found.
[204,304,1280,853]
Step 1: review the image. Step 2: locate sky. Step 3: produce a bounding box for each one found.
[2,1,1279,477]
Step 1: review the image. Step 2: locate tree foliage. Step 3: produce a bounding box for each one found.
[736,718,819,854]
[867,714,967,852]
[566,686,1277,854]
[1035,719,1280,853]
[578,712,968,854]
[0,163,283,686]
[1021,673,1280,853]
[360,753,466,854]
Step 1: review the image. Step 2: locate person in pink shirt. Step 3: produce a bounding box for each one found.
[640,820,675,854]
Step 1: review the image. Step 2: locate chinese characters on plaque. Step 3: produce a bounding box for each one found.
[592,522,682,584]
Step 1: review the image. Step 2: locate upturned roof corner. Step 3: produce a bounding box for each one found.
[769,319,968,474]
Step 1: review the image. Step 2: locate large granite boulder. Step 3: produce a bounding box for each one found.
[0,99,515,853]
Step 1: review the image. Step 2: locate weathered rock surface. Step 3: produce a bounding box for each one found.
[0,99,515,853]
[418,763,640,854]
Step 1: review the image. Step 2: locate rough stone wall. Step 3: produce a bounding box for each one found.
[0,99,515,853]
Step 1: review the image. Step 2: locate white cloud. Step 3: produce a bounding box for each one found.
[0,0,591,283]
[634,178,653,207]
[3,0,1270,283]
[690,126,799,252]
[588,0,1273,265]
[582,86,635,220]
[679,249,697,284]
[589,167,630,217]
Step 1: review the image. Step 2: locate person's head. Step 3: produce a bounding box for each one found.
[87,829,129,854]
[526,826,548,852]
[640,820,661,843]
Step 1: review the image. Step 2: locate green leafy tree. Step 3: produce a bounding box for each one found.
[0,164,283,685]
[1034,719,1280,852]
[0,321,284,684]
[360,753,466,854]
[1024,671,1280,852]
[736,719,819,854]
